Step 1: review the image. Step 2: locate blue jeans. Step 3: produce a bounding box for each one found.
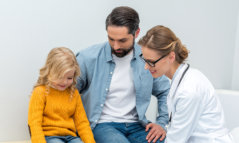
[45,136,83,143]
[93,122,165,143]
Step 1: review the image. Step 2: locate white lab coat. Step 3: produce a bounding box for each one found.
[166,64,234,143]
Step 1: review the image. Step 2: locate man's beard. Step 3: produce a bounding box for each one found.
[112,42,134,58]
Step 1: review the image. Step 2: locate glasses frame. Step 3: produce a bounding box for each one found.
[139,54,167,67]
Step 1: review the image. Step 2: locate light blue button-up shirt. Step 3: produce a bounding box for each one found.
[76,42,170,129]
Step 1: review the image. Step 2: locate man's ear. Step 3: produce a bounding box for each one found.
[134,28,140,38]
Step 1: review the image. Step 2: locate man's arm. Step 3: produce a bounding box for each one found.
[76,52,88,93]
[153,75,170,128]
[146,75,170,142]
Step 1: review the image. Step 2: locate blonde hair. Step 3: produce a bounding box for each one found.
[34,47,80,97]
[138,25,189,64]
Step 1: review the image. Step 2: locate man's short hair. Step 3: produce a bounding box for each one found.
[106,6,140,35]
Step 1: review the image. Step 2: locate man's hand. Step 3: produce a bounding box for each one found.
[145,123,166,143]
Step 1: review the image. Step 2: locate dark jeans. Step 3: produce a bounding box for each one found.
[93,122,165,143]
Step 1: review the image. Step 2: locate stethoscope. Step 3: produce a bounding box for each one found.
[166,63,190,130]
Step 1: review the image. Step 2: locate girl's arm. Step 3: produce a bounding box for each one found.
[28,87,46,143]
[74,91,96,143]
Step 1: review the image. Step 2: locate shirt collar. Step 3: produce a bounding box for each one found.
[105,42,113,62]
[171,63,184,83]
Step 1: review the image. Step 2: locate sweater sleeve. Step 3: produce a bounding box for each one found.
[28,87,47,143]
[74,91,95,143]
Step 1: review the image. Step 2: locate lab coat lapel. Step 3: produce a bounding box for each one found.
[167,64,188,116]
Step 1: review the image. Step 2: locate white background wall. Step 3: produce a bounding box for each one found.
[232,10,239,90]
[0,0,238,141]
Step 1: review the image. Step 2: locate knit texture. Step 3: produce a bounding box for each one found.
[28,86,95,143]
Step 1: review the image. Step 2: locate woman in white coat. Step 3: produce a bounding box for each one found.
[138,25,234,143]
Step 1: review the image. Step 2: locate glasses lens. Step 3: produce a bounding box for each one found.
[148,62,154,67]
[140,54,155,67]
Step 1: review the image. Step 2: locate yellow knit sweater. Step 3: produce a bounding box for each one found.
[28,86,95,143]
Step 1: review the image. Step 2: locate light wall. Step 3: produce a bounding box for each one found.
[232,10,239,90]
[0,0,238,141]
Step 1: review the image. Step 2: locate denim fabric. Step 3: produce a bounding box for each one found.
[93,122,165,143]
[76,42,170,129]
[45,136,82,143]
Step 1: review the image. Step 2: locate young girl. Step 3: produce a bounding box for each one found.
[28,47,95,143]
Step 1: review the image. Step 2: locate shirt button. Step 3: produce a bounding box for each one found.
[106,88,108,91]
[100,104,104,107]
[110,72,113,74]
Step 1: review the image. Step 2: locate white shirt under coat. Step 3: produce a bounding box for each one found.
[166,63,234,143]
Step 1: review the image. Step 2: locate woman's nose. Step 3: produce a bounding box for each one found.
[144,63,150,70]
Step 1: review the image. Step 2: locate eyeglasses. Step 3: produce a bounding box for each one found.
[139,54,167,67]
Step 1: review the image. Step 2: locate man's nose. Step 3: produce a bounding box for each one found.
[113,41,120,50]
